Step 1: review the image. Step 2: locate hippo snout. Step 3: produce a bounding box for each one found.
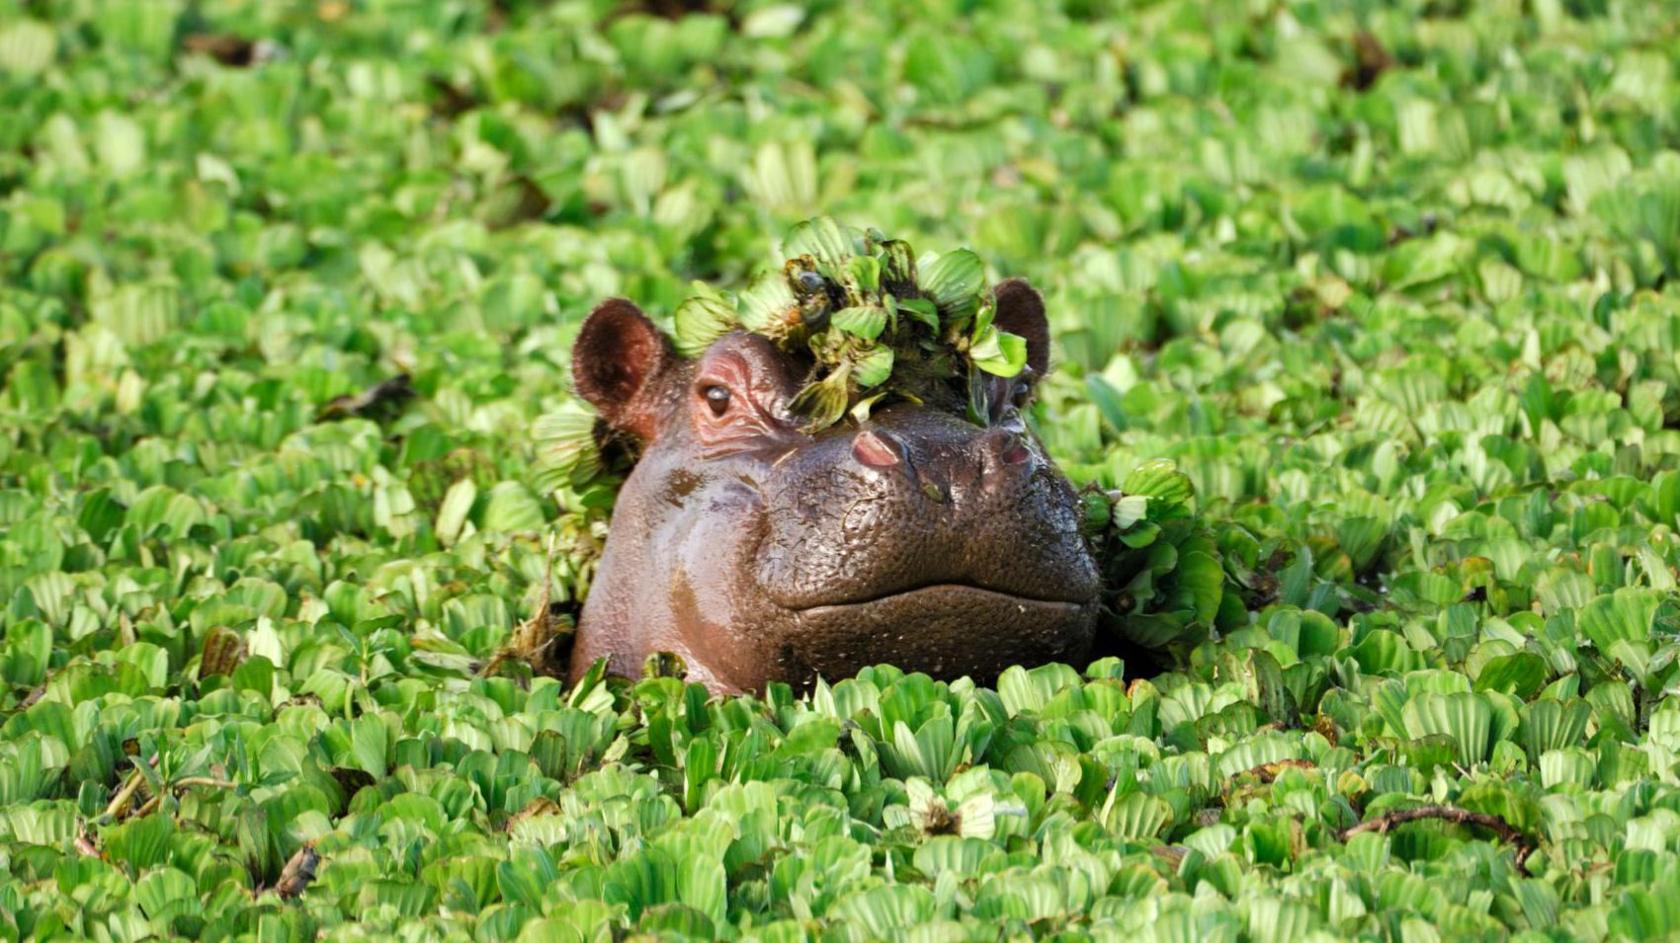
[755,406,1101,612]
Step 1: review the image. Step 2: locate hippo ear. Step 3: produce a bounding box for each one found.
[573,299,674,440]
[991,278,1051,381]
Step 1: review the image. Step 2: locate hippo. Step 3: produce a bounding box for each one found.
[566,278,1101,694]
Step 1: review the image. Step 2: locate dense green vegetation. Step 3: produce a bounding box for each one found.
[5,0,1680,939]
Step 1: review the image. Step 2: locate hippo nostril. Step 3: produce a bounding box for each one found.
[852,429,902,469]
[984,429,1031,468]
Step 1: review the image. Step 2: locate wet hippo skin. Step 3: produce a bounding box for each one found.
[567,278,1101,695]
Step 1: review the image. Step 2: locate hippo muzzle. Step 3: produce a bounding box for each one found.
[747,406,1099,683]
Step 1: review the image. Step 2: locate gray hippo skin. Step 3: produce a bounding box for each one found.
[567,278,1101,695]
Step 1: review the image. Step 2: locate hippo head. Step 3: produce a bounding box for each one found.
[567,278,1100,694]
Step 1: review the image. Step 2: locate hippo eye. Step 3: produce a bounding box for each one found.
[1009,381,1031,410]
[702,384,731,417]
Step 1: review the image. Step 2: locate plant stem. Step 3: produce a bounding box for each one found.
[1339,805,1536,872]
[104,770,146,820]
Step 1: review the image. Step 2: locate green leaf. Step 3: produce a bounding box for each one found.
[1123,459,1195,506]
[920,249,985,319]
[788,364,852,432]
[1579,588,1664,683]
[0,19,55,76]
[1101,790,1171,841]
[1473,652,1548,699]
[853,346,894,388]
[672,287,738,357]
[895,297,940,331]
[782,217,861,269]
[969,327,1027,377]
[93,111,146,178]
[350,714,390,776]
[435,478,477,546]
[848,254,881,293]
[832,306,887,341]
[879,239,919,295]
[480,482,546,533]
[829,885,937,938]
[90,279,178,346]
[531,403,602,492]
[737,270,798,332]
[744,140,818,213]
[1400,691,1511,767]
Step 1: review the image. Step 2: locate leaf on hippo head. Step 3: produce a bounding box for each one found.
[664,219,1011,432]
[850,391,888,424]
[921,248,985,321]
[737,270,798,335]
[832,305,887,341]
[895,296,940,332]
[673,283,738,357]
[879,239,919,296]
[789,363,852,432]
[848,254,881,294]
[783,216,869,271]
[969,326,1027,378]
[853,346,894,388]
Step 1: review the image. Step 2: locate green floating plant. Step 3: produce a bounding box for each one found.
[673,217,1029,432]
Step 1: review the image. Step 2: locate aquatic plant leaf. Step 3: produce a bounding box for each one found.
[831,306,887,341]
[11,2,1680,936]
[879,240,918,296]
[737,270,799,333]
[788,364,852,432]
[896,297,940,331]
[921,249,985,319]
[1123,459,1195,507]
[532,402,603,492]
[783,216,866,270]
[969,327,1027,377]
[673,287,737,357]
[848,254,881,293]
[853,346,894,388]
